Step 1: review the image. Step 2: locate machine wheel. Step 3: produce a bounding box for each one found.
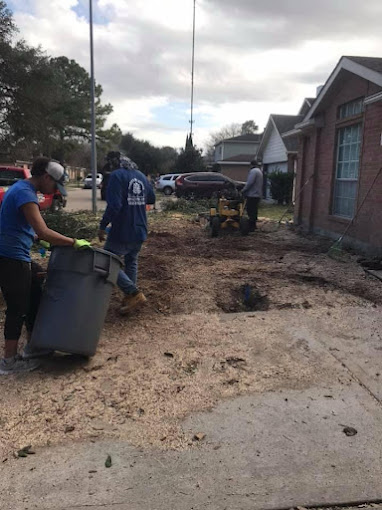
[163,186,173,196]
[239,217,251,236]
[210,216,220,237]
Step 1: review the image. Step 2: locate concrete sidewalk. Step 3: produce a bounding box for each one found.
[1,307,382,510]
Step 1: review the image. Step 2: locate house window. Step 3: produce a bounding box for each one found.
[338,98,363,120]
[333,124,361,218]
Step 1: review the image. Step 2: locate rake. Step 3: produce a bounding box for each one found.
[328,166,382,258]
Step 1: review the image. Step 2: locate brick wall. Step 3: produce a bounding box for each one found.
[220,165,250,182]
[295,72,382,255]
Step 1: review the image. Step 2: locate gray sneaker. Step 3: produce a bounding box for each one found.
[22,344,53,360]
[0,355,40,375]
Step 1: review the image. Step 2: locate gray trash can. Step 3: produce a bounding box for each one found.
[30,246,122,356]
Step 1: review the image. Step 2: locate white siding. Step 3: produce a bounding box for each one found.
[262,125,287,164]
[214,143,223,162]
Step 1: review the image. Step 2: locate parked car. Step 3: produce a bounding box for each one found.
[83,173,103,189]
[0,166,66,211]
[100,167,113,201]
[155,173,182,195]
[175,172,245,199]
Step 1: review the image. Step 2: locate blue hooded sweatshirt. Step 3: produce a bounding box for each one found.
[99,157,155,244]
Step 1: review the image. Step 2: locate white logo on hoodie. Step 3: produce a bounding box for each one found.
[127,178,145,206]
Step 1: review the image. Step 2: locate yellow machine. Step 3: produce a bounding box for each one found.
[209,197,250,237]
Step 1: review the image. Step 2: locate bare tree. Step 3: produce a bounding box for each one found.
[204,123,241,162]
[204,120,259,162]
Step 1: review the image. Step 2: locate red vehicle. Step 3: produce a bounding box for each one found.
[0,166,66,211]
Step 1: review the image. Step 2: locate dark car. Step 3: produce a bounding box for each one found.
[175,172,245,199]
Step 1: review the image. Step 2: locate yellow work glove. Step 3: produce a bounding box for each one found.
[39,240,51,250]
[73,239,92,250]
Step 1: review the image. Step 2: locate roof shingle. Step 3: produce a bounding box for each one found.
[222,133,262,143]
[272,115,303,134]
[219,153,255,162]
[345,56,382,74]
[271,114,304,152]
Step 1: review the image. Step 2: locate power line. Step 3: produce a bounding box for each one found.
[189,0,196,139]
[89,0,97,213]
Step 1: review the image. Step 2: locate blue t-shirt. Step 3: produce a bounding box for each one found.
[0,180,38,262]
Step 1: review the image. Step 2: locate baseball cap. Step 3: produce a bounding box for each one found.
[46,161,67,196]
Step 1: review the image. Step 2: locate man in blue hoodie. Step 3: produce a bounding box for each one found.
[98,152,155,315]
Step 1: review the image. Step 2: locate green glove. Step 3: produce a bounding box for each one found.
[73,239,92,250]
[39,240,51,250]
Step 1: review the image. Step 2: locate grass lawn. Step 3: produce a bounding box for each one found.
[259,203,294,222]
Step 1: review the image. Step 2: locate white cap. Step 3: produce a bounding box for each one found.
[46,161,67,196]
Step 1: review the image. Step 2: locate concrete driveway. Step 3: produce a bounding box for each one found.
[2,306,382,510]
[64,188,165,212]
[65,188,106,212]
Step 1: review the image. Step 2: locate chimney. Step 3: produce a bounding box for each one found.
[316,85,324,96]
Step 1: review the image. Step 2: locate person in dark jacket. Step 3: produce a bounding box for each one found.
[98,152,155,315]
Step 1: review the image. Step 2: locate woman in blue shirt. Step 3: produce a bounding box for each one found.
[0,157,90,375]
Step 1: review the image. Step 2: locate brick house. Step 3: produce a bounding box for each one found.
[288,56,382,255]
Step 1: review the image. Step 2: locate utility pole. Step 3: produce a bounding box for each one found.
[189,0,196,140]
[89,0,97,213]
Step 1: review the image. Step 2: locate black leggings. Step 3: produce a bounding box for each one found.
[0,258,44,340]
[246,197,260,228]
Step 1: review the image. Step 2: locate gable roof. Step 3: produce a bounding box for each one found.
[257,114,303,157]
[346,56,382,74]
[219,153,255,162]
[221,133,262,143]
[272,115,304,135]
[298,97,316,116]
[302,56,382,124]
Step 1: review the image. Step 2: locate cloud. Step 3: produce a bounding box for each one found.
[202,0,382,45]
[8,0,382,149]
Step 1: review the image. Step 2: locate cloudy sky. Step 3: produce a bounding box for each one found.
[5,0,382,150]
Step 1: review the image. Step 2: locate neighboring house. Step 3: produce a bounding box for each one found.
[257,114,303,199]
[289,56,382,255]
[214,133,262,182]
[299,97,316,117]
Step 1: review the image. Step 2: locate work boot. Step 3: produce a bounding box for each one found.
[22,343,54,360]
[120,291,147,315]
[0,355,40,375]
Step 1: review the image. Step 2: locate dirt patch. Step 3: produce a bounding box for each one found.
[0,215,381,458]
[0,310,352,458]
[217,284,270,313]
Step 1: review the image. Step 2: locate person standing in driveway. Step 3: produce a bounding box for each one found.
[242,159,263,231]
[98,152,155,315]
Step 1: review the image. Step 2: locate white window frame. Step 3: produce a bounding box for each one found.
[338,98,363,120]
[332,123,362,218]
